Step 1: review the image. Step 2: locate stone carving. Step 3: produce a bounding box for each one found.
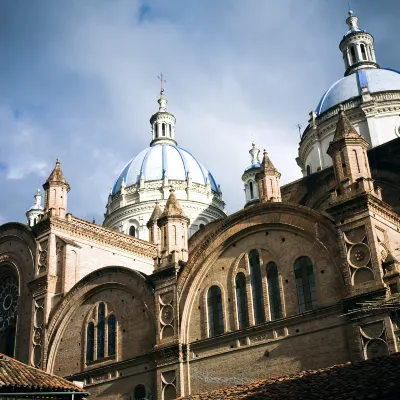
[344,226,374,285]
[360,321,389,360]
[31,298,45,368]
[161,370,177,400]
[159,291,175,340]
[38,239,48,273]
[348,243,371,268]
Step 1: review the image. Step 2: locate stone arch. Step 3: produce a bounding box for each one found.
[45,266,155,374]
[179,202,343,343]
[0,223,36,362]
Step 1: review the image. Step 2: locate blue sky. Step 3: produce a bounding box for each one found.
[1,0,399,225]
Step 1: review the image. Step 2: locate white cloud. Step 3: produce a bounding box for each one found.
[1,0,399,223]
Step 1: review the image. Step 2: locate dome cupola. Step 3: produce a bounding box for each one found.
[104,76,227,239]
[149,74,177,147]
[241,143,261,208]
[339,10,379,76]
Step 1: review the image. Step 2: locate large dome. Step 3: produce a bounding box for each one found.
[316,68,400,115]
[112,144,218,195]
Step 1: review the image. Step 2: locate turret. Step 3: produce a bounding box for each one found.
[256,150,282,203]
[327,105,381,202]
[43,159,70,218]
[26,189,44,227]
[157,188,189,267]
[339,10,379,76]
[241,143,261,208]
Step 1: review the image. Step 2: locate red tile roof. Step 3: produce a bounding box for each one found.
[0,353,87,395]
[179,353,400,400]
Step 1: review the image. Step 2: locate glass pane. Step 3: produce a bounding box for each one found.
[294,257,317,313]
[86,323,94,362]
[266,262,282,320]
[207,286,224,337]
[249,250,265,324]
[108,315,116,357]
[235,273,249,329]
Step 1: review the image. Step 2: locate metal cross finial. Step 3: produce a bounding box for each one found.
[158,73,166,93]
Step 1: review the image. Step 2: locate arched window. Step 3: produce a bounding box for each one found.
[0,274,19,357]
[249,181,254,199]
[162,123,166,136]
[306,165,312,176]
[235,273,249,329]
[86,322,94,362]
[107,314,116,357]
[249,250,265,324]
[129,226,136,237]
[294,256,318,313]
[168,124,172,137]
[154,124,158,138]
[97,302,105,359]
[85,302,117,364]
[266,262,282,320]
[360,44,367,60]
[134,384,147,400]
[350,46,356,64]
[207,286,224,337]
[199,223,205,229]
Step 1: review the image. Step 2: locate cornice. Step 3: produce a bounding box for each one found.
[36,216,157,259]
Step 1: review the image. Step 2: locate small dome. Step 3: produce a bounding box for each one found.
[316,68,400,115]
[244,162,261,172]
[112,144,218,195]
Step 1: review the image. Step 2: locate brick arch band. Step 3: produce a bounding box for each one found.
[178,202,343,343]
[45,266,155,373]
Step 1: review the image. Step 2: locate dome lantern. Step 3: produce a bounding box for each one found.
[339,10,379,77]
[149,73,177,147]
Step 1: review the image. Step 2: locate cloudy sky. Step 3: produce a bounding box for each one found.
[1,0,399,225]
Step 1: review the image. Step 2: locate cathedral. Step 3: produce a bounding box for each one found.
[1,10,400,400]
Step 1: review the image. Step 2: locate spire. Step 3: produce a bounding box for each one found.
[249,142,260,165]
[261,150,280,176]
[256,150,281,203]
[339,10,379,76]
[148,201,163,223]
[333,105,361,140]
[149,74,177,147]
[42,159,70,218]
[160,188,186,218]
[34,189,42,208]
[43,159,69,190]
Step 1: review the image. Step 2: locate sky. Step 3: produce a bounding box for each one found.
[1,0,400,225]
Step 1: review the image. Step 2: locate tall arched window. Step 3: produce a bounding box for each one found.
[360,44,367,60]
[350,46,356,64]
[294,256,318,313]
[249,250,265,324]
[162,123,166,136]
[207,286,224,337]
[107,315,116,357]
[235,273,249,329]
[154,123,158,138]
[97,303,105,359]
[306,165,312,176]
[249,181,254,199]
[129,226,136,237]
[86,323,94,362]
[266,262,282,320]
[86,302,117,364]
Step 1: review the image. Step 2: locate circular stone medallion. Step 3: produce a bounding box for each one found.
[348,243,371,268]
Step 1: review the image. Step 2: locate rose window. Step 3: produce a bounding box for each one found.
[0,276,19,330]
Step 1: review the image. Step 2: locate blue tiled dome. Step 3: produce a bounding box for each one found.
[244,162,261,172]
[316,68,400,116]
[112,144,218,195]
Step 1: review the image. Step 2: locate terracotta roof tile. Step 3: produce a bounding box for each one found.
[0,353,87,395]
[178,353,400,400]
